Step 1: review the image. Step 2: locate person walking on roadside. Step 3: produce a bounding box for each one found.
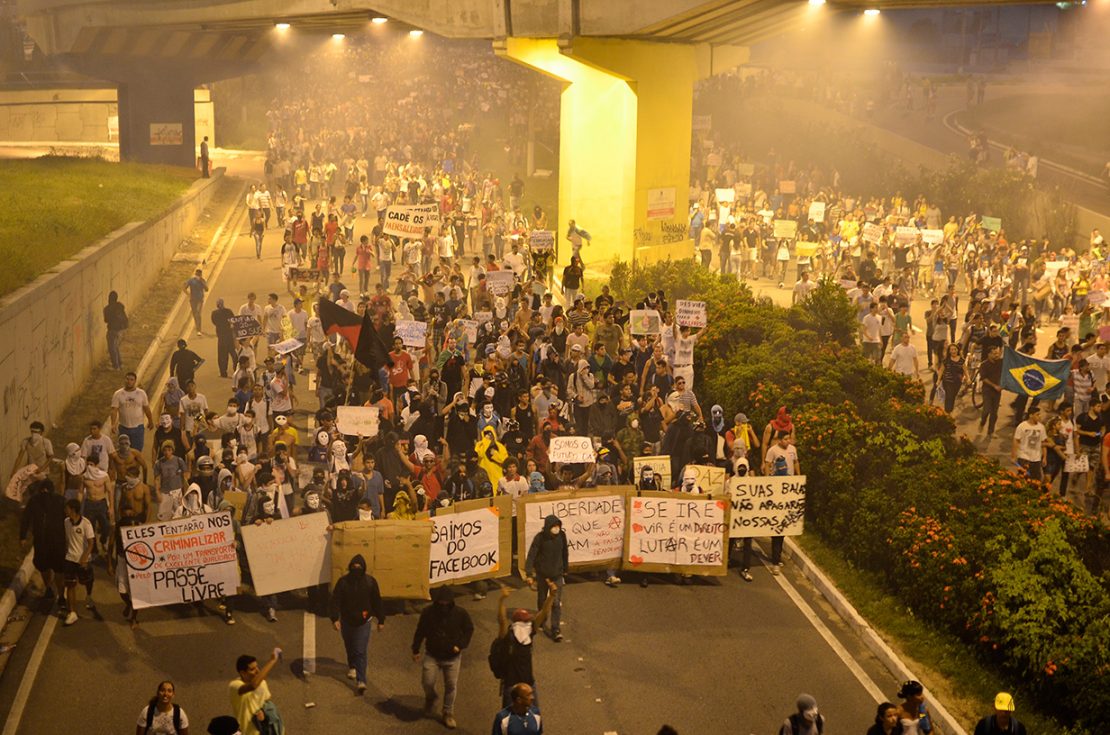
[183,269,208,336]
[895,680,934,734]
[104,291,129,370]
[111,371,154,452]
[20,478,66,611]
[1012,405,1047,480]
[867,702,904,735]
[329,554,387,695]
[211,299,236,378]
[136,680,190,735]
[973,693,1026,735]
[777,693,825,735]
[229,650,283,735]
[411,587,474,729]
[524,515,568,642]
[491,683,543,735]
[61,498,94,626]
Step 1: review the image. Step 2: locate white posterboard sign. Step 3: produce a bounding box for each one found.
[242,512,331,596]
[336,405,380,437]
[861,222,884,244]
[921,228,945,245]
[429,505,504,585]
[675,300,707,329]
[517,490,627,573]
[773,219,798,240]
[529,230,554,251]
[122,511,239,609]
[271,338,303,355]
[487,270,515,296]
[383,203,441,238]
[629,309,662,335]
[459,319,479,344]
[715,188,735,204]
[1044,260,1070,276]
[548,436,596,464]
[624,493,729,573]
[395,320,428,348]
[728,475,807,538]
[808,201,826,223]
[895,226,918,245]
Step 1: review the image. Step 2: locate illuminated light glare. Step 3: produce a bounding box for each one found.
[864,8,880,15]
[274,22,290,30]
[332,33,346,40]
[371,17,388,24]
[808,0,825,5]
[409,29,424,38]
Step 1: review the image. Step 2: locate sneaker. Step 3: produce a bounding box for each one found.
[266,608,277,622]
[605,575,621,587]
[472,592,486,601]
[224,613,236,625]
[769,564,781,576]
[347,668,357,680]
[443,713,457,730]
[740,569,754,582]
[356,682,367,696]
[64,611,78,626]
[553,632,564,643]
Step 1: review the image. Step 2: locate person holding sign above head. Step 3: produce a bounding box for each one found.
[524,515,568,642]
[330,554,387,695]
[411,587,474,730]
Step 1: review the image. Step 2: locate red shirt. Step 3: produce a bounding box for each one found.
[388,350,414,387]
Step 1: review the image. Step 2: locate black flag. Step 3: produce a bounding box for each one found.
[317,298,361,349]
[355,307,393,370]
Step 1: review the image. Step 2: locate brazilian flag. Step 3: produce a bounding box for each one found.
[1001,347,1070,399]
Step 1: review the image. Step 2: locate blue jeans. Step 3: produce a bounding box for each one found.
[119,424,145,452]
[341,621,372,684]
[83,498,111,549]
[422,654,461,714]
[536,575,563,634]
[379,261,392,289]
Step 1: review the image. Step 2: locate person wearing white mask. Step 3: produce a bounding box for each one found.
[247,471,282,621]
[494,583,558,707]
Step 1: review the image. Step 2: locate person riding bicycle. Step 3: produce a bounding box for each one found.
[960,312,988,359]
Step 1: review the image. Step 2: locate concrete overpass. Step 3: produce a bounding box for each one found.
[15,0,1034,262]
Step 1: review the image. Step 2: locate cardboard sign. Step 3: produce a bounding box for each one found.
[861,222,884,244]
[395,319,428,349]
[921,228,945,245]
[728,475,807,538]
[122,511,240,609]
[336,405,379,437]
[242,512,331,596]
[808,201,826,223]
[624,492,730,575]
[548,436,597,464]
[517,488,629,574]
[795,241,819,258]
[229,315,262,339]
[715,188,736,204]
[773,219,798,240]
[529,230,554,251]
[779,180,796,194]
[679,464,727,494]
[629,309,662,335]
[331,519,432,599]
[633,455,671,491]
[487,270,515,296]
[222,489,248,521]
[429,497,511,586]
[675,300,707,329]
[383,203,441,238]
[981,215,1002,232]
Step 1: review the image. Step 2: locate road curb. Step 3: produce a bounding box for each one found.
[0,553,34,635]
[785,537,969,735]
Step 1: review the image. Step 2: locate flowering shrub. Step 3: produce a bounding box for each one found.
[615,261,1110,729]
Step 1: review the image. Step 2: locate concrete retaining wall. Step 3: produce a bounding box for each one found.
[0,170,223,476]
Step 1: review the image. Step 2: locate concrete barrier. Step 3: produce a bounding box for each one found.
[0,170,223,476]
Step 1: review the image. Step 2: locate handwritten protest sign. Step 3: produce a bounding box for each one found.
[122,511,239,609]
[383,203,440,238]
[460,319,479,343]
[487,270,515,296]
[894,226,918,244]
[675,300,707,329]
[428,497,511,586]
[624,492,730,575]
[808,201,826,223]
[679,464,727,494]
[289,267,321,281]
[517,488,628,574]
[629,309,662,335]
[229,315,262,339]
[1043,260,1070,276]
[922,228,945,245]
[271,338,303,355]
[728,475,807,538]
[242,512,331,596]
[1089,291,1107,307]
[395,319,428,348]
[336,405,379,437]
[861,222,884,244]
[795,241,819,258]
[633,455,671,491]
[331,519,432,599]
[736,181,752,197]
[715,188,735,204]
[981,215,1002,232]
[529,230,554,251]
[773,219,798,240]
[548,436,597,464]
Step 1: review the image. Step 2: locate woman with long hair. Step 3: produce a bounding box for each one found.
[135,680,189,735]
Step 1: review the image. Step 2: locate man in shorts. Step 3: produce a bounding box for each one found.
[62,498,94,626]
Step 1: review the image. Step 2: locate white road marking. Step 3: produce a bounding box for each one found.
[2,615,57,735]
[303,611,316,675]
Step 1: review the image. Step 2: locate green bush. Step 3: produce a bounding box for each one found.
[630,259,1109,731]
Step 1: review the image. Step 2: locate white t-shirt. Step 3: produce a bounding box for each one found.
[263,304,286,335]
[497,476,529,517]
[861,313,882,343]
[179,394,209,435]
[793,279,817,302]
[65,516,94,562]
[1086,353,1110,391]
[288,309,309,339]
[888,343,918,376]
[1014,421,1047,462]
[764,444,798,475]
[239,302,264,325]
[503,251,527,276]
[136,705,190,735]
[111,388,149,428]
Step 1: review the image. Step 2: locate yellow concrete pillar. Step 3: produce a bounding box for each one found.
[499,38,699,267]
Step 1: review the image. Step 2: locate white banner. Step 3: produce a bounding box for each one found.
[629,309,662,335]
[271,338,303,355]
[921,228,945,245]
[395,319,428,348]
[529,230,554,251]
[336,405,379,437]
[487,270,515,296]
[625,494,728,569]
[808,201,826,223]
[861,222,884,244]
[548,436,596,464]
[894,226,918,245]
[773,219,798,240]
[429,506,502,585]
[520,493,626,570]
[727,475,807,538]
[715,188,735,204]
[242,513,331,596]
[383,203,440,238]
[675,300,707,329]
[122,512,239,609]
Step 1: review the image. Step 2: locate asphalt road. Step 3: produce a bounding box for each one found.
[0,187,901,735]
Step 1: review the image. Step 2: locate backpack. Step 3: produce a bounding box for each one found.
[787,713,823,735]
[488,632,513,679]
[145,704,182,734]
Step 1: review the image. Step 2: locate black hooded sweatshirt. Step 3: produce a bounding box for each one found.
[329,554,387,628]
[525,514,569,580]
[411,587,475,660]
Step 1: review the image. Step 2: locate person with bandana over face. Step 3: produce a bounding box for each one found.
[330,554,387,695]
[297,485,331,614]
[778,693,825,735]
[524,515,568,642]
[494,583,558,707]
[411,587,475,730]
